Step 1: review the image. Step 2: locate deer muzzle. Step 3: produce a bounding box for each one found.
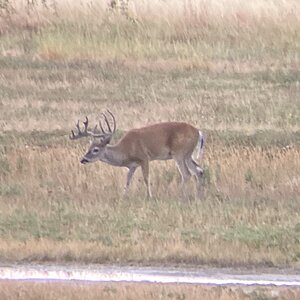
[80,158,89,164]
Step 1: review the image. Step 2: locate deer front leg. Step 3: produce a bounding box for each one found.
[124,166,137,194]
[141,160,152,198]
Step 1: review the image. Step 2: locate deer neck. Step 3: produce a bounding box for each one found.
[100,144,127,167]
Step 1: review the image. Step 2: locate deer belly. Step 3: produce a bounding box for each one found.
[150,148,173,161]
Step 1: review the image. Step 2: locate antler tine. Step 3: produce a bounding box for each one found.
[106,109,116,133]
[99,120,105,133]
[82,116,89,133]
[102,112,112,133]
[70,129,76,139]
[76,120,81,133]
[70,116,94,140]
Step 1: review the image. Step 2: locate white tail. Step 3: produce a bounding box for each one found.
[194,131,205,160]
[70,112,205,198]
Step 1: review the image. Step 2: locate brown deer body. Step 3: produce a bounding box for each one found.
[70,111,204,198]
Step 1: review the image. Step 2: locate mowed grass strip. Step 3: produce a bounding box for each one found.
[0,58,299,132]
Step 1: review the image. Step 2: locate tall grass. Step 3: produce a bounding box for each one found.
[0,0,299,66]
[0,134,299,266]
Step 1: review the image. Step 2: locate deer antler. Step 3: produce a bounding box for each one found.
[70,117,99,140]
[70,111,116,140]
[107,109,116,133]
[99,110,116,135]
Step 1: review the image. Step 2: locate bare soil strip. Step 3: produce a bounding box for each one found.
[0,265,300,287]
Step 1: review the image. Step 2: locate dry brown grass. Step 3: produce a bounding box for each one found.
[4,143,300,204]
[0,140,299,266]
[0,281,300,300]
[1,0,299,67]
[2,0,300,29]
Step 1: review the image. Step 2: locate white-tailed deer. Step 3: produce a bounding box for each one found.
[70,111,205,198]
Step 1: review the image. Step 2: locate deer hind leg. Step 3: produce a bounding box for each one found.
[140,160,152,198]
[174,158,191,197]
[185,157,204,197]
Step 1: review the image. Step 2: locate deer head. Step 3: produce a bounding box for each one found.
[70,110,116,164]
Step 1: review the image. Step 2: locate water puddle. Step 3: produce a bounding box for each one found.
[0,265,299,286]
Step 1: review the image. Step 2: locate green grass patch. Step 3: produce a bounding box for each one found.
[219,225,300,249]
[0,184,22,197]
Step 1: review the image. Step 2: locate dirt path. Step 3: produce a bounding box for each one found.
[0,264,299,287]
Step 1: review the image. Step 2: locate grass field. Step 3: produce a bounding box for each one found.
[1,281,300,300]
[0,0,299,269]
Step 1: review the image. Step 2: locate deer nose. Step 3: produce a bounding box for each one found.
[80,158,89,164]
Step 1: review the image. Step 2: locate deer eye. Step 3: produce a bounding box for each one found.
[92,148,99,154]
